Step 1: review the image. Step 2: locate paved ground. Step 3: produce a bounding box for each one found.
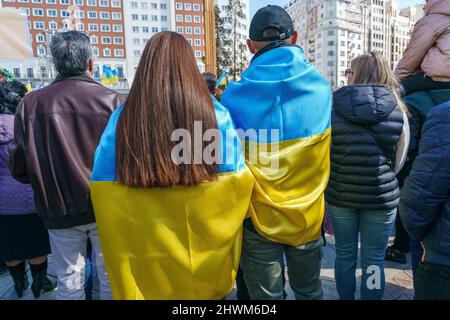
[0,234,414,300]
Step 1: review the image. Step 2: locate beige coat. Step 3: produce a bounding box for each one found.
[395,0,450,82]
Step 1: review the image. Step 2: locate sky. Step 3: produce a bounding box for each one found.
[250,0,426,18]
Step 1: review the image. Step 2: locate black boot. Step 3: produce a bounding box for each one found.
[30,260,57,299]
[7,261,29,298]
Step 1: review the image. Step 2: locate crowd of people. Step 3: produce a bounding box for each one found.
[0,0,449,300]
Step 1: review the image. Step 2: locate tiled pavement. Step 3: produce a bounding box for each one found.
[0,235,414,300]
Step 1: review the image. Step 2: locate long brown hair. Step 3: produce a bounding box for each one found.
[350,52,408,114]
[116,32,218,188]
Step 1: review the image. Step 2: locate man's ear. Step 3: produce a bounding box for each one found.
[290,31,298,45]
[87,58,94,75]
[247,39,256,54]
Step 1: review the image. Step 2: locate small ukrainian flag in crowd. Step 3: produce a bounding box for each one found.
[25,80,32,93]
[101,65,119,86]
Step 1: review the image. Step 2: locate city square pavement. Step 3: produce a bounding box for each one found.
[0,234,414,300]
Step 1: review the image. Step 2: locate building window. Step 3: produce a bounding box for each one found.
[36,34,45,42]
[185,15,192,23]
[131,1,138,9]
[194,15,200,23]
[161,16,167,22]
[152,27,158,33]
[113,37,123,45]
[133,50,140,57]
[20,8,30,16]
[112,13,122,20]
[60,0,69,4]
[101,36,111,44]
[100,12,110,19]
[114,49,124,57]
[111,0,120,7]
[176,15,183,22]
[142,26,149,33]
[151,15,158,21]
[13,68,21,78]
[47,9,58,17]
[49,21,57,30]
[185,3,192,11]
[160,3,167,10]
[91,35,98,44]
[194,27,201,35]
[142,15,148,21]
[87,0,97,5]
[99,0,109,7]
[33,9,44,16]
[27,68,34,79]
[88,11,98,19]
[185,27,192,34]
[75,0,84,5]
[76,23,84,31]
[193,4,200,11]
[132,14,138,21]
[151,3,157,9]
[34,22,45,29]
[112,25,122,32]
[133,38,140,45]
[61,10,71,18]
[117,66,124,78]
[194,39,201,47]
[176,2,183,10]
[195,50,202,58]
[103,48,111,57]
[101,24,110,32]
[177,27,183,34]
[89,24,98,31]
[74,11,84,19]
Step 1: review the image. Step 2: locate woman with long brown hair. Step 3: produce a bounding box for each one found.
[326,52,409,300]
[90,32,253,299]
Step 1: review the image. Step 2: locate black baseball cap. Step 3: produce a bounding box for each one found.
[249,5,294,41]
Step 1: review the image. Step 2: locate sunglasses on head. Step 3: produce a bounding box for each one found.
[345,69,353,77]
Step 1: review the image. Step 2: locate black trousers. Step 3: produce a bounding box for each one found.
[402,72,450,96]
[415,261,450,300]
[392,213,410,253]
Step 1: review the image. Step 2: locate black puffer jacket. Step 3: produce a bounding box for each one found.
[326,84,404,210]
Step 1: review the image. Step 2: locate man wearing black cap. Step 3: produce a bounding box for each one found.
[221,5,332,300]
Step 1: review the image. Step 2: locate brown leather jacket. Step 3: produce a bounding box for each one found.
[395,0,450,82]
[9,74,124,229]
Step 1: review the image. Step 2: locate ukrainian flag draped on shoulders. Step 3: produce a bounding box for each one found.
[90,98,253,300]
[221,44,332,247]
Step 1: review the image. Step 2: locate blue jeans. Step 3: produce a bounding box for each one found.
[328,205,397,300]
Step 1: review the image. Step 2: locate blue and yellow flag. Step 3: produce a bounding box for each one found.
[101,65,118,86]
[221,45,332,246]
[90,98,253,300]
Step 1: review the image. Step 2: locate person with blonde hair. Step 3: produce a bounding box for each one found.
[326,52,409,300]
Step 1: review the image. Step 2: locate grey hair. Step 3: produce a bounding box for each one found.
[50,31,92,76]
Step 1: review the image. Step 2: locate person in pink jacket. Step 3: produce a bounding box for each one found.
[395,0,450,95]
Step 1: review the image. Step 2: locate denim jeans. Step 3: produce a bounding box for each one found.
[328,205,397,300]
[415,261,450,300]
[240,227,323,300]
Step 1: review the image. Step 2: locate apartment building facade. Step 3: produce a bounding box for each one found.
[286,0,365,88]
[0,0,128,88]
[123,0,210,84]
[286,0,420,89]
[215,0,250,43]
[123,0,173,83]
